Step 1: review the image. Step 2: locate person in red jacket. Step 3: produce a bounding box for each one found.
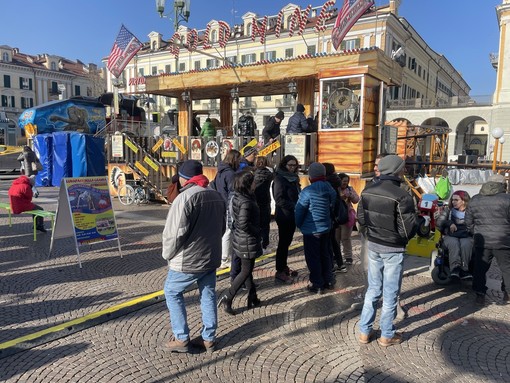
[8,175,46,232]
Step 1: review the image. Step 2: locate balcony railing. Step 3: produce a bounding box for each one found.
[388,95,493,110]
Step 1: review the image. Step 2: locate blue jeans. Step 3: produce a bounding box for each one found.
[359,249,403,339]
[164,269,217,342]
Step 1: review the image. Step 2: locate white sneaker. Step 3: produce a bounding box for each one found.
[219,261,230,269]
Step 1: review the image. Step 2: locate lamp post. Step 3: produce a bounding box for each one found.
[230,87,239,135]
[492,127,504,172]
[500,136,506,165]
[181,90,192,136]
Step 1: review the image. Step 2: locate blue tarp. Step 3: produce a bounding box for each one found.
[85,135,105,177]
[33,134,53,187]
[70,133,87,177]
[52,132,73,186]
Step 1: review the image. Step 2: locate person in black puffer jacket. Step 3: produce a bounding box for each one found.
[254,156,274,250]
[465,174,510,304]
[272,155,301,283]
[218,170,262,315]
[211,149,242,268]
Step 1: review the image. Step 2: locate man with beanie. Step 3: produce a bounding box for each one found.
[239,146,257,170]
[162,160,226,353]
[295,162,337,294]
[262,111,284,144]
[466,173,510,305]
[287,104,310,134]
[357,155,418,346]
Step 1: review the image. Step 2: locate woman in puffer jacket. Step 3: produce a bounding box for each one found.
[254,156,273,250]
[437,190,473,279]
[218,170,262,315]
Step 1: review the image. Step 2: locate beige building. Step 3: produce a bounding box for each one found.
[105,1,470,131]
[0,45,105,124]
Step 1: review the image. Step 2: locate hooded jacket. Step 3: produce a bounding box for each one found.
[286,111,309,134]
[8,176,36,214]
[295,180,336,235]
[254,167,273,206]
[465,181,510,249]
[213,162,236,203]
[162,175,226,272]
[262,116,281,142]
[357,175,418,248]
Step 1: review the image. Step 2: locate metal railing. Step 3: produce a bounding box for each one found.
[388,95,493,110]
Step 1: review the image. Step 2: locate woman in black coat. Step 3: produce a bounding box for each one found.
[272,155,301,283]
[218,170,262,315]
[254,156,274,250]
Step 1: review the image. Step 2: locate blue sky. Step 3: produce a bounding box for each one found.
[1,0,501,96]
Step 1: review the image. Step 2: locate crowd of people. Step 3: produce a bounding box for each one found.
[160,150,510,354]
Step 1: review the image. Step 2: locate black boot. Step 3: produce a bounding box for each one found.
[247,295,261,309]
[36,224,47,233]
[217,295,235,315]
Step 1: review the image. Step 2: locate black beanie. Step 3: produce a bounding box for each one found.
[178,160,203,180]
[275,111,284,119]
[296,104,305,113]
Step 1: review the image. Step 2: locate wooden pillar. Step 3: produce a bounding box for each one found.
[219,96,232,132]
[178,101,189,137]
[297,78,316,117]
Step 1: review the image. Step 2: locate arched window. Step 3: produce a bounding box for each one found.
[2,52,9,62]
[152,41,157,50]
[247,23,252,36]
[51,61,57,70]
[211,30,217,43]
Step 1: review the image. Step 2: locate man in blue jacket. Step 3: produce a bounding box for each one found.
[295,162,337,294]
[286,104,310,134]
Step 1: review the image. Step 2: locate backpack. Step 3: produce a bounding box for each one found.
[237,116,253,136]
[333,196,349,226]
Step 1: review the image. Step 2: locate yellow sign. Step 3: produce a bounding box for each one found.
[24,123,37,138]
[240,138,258,155]
[151,138,164,153]
[134,161,149,176]
[144,156,159,171]
[258,140,281,157]
[172,138,187,154]
[161,151,177,158]
[124,139,139,153]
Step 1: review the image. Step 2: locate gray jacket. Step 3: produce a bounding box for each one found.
[162,181,226,272]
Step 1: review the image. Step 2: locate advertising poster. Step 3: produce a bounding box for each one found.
[64,177,118,245]
[284,135,306,164]
[111,134,124,158]
[190,138,202,160]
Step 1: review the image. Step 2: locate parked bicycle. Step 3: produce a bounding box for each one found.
[118,179,149,206]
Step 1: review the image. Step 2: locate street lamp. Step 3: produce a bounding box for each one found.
[499,136,506,165]
[230,87,239,134]
[492,127,504,171]
[181,90,192,136]
[288,80,297,111]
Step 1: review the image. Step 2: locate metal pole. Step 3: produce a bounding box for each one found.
[493,139,499,172]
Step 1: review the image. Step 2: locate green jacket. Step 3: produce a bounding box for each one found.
[200,121,216,137]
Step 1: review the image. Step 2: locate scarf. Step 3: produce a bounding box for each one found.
[183,174,209,188]
[276,168,300,184]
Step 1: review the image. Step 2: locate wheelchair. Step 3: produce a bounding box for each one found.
[430,234,474,285]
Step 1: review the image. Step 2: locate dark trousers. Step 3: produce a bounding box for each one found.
[303,232,334,289]
[472,247,510,294]
[227,257,256,301]
[275,216,295,272]
[32,204,44,227]
[230,254,242,281]
[259,203,271,249]
[330,225,343,267]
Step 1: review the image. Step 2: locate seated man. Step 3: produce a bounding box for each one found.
[8,175,46,232]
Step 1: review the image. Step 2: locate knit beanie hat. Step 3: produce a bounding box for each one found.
[244,146,257,158]
[308,162,326,179]
[275,111,284,120]
[377,155,405,176]
[296,103,305,113]
[178,160,203,180]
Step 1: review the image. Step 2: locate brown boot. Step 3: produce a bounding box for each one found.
[164,336,190,353]
[377,332,403,347]
[359,330,375,344]
[190,336,216,353]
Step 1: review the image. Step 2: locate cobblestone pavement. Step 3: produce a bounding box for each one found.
[1,182,509,382]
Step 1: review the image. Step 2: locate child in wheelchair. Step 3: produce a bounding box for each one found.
[433,190,474,283]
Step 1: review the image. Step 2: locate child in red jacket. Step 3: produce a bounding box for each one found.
[8,175,46,232]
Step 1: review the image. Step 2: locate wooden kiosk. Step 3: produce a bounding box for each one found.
[144,47,403,190]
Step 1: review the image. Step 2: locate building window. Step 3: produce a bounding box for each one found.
[263,50,276,60]
[179,62,186,71]
[285,48,293,58]
[21,97,33,109]
[139,68,144,76]
[1,95,15,107]
[2,52,9,62]
[247,23,252,36]
[263,95,271,101]
[51,62,57,70]
[194,61,201,70]
[165,64,171,73]
[227,55,237,64]
[340,38,360,50]
[241,53,256,64]
[19,77,32,90]
[152,66,158,75]
[206,59,219,68]
[51,81,58,94]
[3,75,11,88]
[307,45,316,56]
[74,85,81,96]
[152,41,157,50]
[165,97,171,106]
[211,30,217,43]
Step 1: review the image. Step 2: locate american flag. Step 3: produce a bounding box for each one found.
[332,0,374,50]
[107,25,143,78]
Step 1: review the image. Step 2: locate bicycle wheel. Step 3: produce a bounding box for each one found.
[134,187,148,204]
[118,184,135,205]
